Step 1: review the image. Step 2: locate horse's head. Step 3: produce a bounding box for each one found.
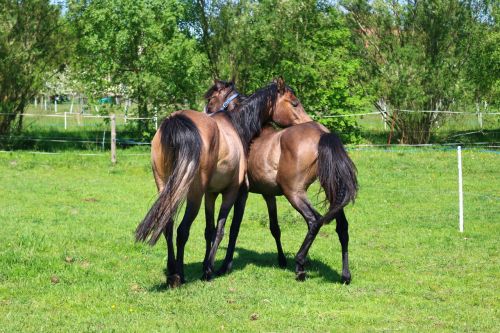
[271,77,312,127]
[204,79,238,114]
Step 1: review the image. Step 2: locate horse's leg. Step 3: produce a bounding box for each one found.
[335,208,351,284]
[295,220,322,281]
[202,192,217,275]
[202,188,239,280]
[174,194,202,286]
[282,190,322,280]
[217,185,249,276]
[263,194,287,268]
[163,220,178,286]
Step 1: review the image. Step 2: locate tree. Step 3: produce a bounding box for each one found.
[186,0,367,142]
[0,0,67,136]
[67,0,209,134]
[343,0,497,143]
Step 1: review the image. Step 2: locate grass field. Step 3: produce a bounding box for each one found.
[0,148,499,332]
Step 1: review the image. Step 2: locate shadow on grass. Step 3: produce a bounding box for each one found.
[148,246,342,292]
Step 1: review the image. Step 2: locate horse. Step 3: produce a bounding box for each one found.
[204,80,358,283]
[135,78,312,286]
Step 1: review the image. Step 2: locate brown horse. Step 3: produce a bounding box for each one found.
[205,80,358,283]
[136,78,311,286]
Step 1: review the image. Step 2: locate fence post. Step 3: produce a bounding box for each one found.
[476,103,483,129]
[111,114,116,165]
[154,107,158,130]
[457,146,464,232]
[64,112,67,130]
[54,99,57,113]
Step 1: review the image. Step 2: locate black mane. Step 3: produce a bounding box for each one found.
[227,82,279,152]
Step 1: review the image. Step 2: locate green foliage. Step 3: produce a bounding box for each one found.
[187,0,368,142]
[0,0,67,135]
[343,0,499,143]
[464,0,500,105]
[67,0,209,134]
[0,149,498,331]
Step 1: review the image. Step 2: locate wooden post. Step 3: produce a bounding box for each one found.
[111,114,116,165]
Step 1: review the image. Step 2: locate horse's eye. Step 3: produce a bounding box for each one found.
[291,100,299,107]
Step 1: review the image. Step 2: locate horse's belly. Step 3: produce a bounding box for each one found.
[247,153,282,196]
[248,178,283,196]
[207,157,240,192]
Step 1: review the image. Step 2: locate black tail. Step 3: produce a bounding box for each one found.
[135,114,202,245]
[316,132,358,224]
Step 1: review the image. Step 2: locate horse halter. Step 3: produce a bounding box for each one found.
[218,91,239,112]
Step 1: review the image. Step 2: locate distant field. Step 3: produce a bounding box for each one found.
[1,103,497,151]
[0,148,498,331]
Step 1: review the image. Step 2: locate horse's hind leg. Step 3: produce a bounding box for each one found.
[335,209,351,284]
[202,187,240,281]
[263,195,287,268]
[282,190,322,280]
[163,220,178,286]
[295,221,322,281]
[216,184,249,276]
[202,192,217,276]
[174,194,202,285]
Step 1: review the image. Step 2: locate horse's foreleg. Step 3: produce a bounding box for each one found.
[217,185,249,276]
[202,188,239,281]
[202,192,217,275]
[263,195,287,268]
[174,195,202,286]
[335,209,351,284]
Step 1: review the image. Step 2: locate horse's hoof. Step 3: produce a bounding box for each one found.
[216,262,232,276]
[167,274,182,288]
[278,256,287,269]
[296,271,307,281]
[201,271,213,281]
[341,272,351,285]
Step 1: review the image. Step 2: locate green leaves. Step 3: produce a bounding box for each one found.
[0,0,66,135]
[343,0,498,143]
[191,0,367,142]
[67,0,209,122]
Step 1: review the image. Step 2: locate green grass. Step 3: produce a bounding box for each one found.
[0,148,498,332]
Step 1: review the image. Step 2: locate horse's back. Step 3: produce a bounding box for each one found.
[151,110,220,193]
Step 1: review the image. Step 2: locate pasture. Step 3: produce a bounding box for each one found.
[0,148,498,331]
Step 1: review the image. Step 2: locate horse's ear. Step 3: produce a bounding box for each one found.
[276,76,286,94]
[230,74,236,86]
[214,78,224,89]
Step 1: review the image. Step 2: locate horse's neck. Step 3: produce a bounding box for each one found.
[227,95,246,113]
